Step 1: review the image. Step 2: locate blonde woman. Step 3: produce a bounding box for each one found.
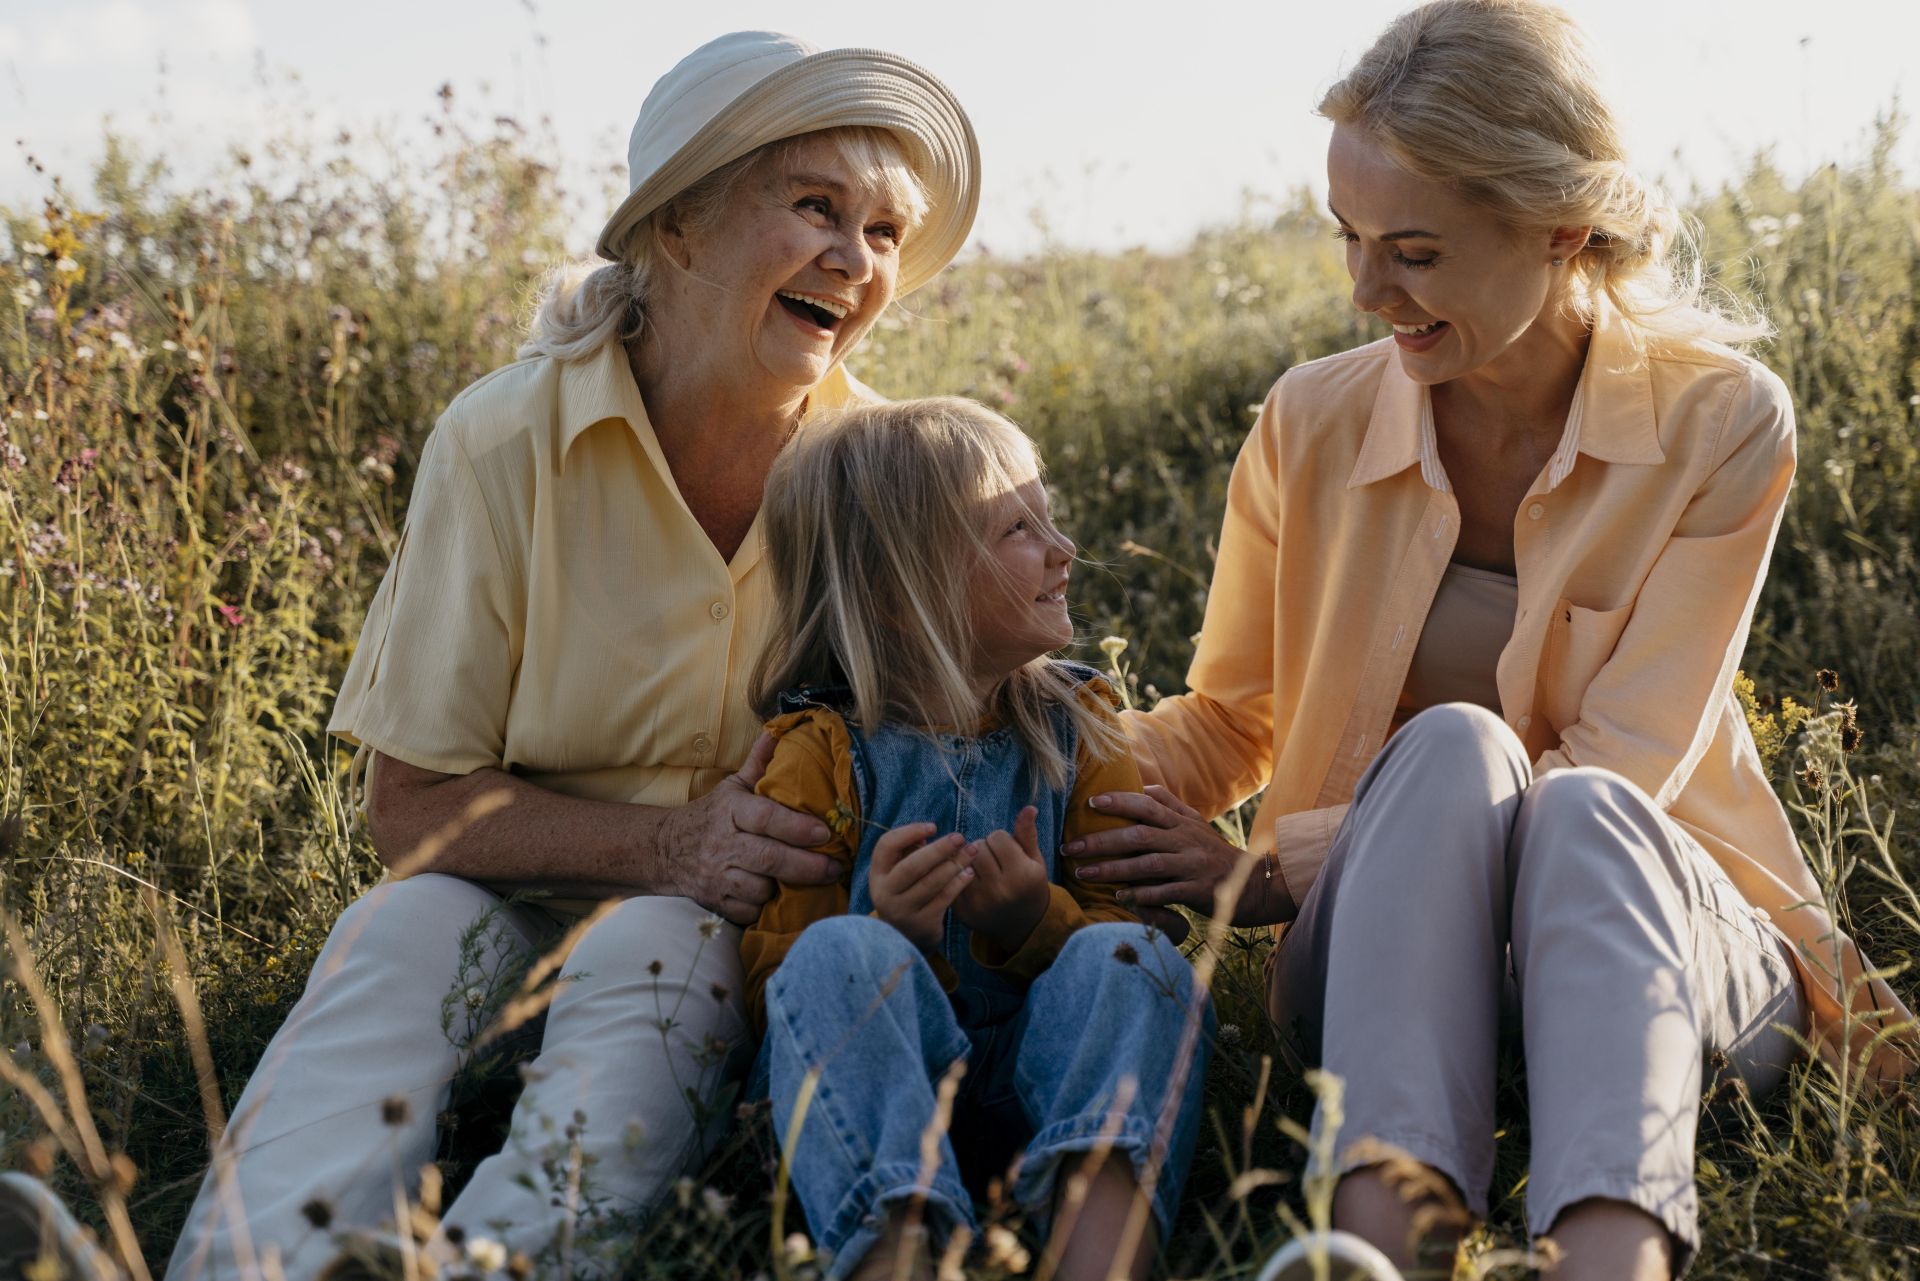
[1067,3,1916,1279]
[113,31,979,1281]
[740,399,1210,1281]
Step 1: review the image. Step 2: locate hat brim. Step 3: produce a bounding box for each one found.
[595,48,979,298]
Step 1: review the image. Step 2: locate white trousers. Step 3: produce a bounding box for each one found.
[164,877,746,1281]
[1269,704,1806,1271]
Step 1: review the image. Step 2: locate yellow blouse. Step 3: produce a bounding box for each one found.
[1125,308,1913,1083]
[329,339,871,806]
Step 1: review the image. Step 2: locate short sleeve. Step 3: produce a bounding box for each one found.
[328,425,524,775]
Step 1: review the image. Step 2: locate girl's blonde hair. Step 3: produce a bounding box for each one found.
[1320,0,1769,352]
[751,397,1126,789]
[519,127,930,362]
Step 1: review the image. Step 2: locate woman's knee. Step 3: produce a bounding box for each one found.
[1396,702,1524,765]
[567,895,743,984]
[324,873,519,973]
[1513,768,1674,894]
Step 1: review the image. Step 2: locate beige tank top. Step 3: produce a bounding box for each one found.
[1394,561,1519,727]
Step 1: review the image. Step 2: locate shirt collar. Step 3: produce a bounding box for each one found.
[556,342,865,463]
[1346,302,1666,492]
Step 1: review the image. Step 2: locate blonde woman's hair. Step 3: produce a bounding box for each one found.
[519,127,930,362]
[1320,0,1769,352]
[751,398,1127,790]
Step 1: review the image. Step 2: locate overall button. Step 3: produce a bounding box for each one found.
[709,600,731,621]
[1527,502,1545,520]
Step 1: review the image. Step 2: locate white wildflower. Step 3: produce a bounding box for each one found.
[465,1236,507,1272]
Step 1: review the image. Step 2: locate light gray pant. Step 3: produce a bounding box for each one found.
[165,877,747,1281]
[1269,703,1805,1269]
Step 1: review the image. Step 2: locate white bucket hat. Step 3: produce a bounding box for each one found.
[595,31,980,297]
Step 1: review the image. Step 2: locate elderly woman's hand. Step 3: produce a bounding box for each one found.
[658,732,844,925]
[1065,785,1287,929]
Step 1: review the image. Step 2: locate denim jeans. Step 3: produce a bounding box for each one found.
[764,914,1211,1279]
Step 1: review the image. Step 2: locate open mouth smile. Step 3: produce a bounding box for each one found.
[776,289,852,332]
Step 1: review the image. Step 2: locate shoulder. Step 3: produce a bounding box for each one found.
[1271,338,1397,403]
[758,707,859,829]
[1255,338,1397,454]
[1644,340,1795,467]
[432,355,567,461]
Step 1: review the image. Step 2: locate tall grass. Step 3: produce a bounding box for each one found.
[2,106,1917,1276]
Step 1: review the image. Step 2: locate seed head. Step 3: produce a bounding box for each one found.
[1112,941,1139,966]
[301,1199,334,1230]
[381,1095,412,1127]
[1816,668,1840,693]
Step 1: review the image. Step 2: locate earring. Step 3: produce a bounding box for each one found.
[1551,257,1565,266]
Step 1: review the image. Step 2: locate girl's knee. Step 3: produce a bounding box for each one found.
[782,914,922,982]
[1049,923,1212,1025]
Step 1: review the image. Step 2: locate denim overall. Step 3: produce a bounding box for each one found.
[757,662,1212,1277]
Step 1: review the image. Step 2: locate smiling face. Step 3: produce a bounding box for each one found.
[665,133,909,398]
[968,476,1076,683]
[1326,123,1584,388]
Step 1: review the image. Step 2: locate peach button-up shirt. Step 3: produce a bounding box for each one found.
[330,339,871,809]
[1126,309,1913,1082]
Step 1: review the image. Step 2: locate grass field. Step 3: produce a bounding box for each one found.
[3,110,1919,1278]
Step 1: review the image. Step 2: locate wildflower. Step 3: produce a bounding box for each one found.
[646,959,664,976]
[1797,761,1827,798]
[783,1234,815,1264]
[709,982,730,1002]
[465,1237,507,1272]
[506,1254,533,1281]
[1816,669,1839,693]
[22,241,48,256]
[1112,941,1139,966]
[701,1186,733,1217]
[73,344,94,361]
[54,257,80,275]
[984,1224,1031,1273]
[381,1095,412,1126]
[1219,1023,1243,1047]
[698,913,723,940]
[1098,635,1128,661]
[216,602,246,629]
[464,985,486,1009]
[300,1198,334,1229]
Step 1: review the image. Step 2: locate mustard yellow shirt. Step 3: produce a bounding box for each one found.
[1125,307,1913,1081]
[329,340,872,807]
[740,685,1144,1033]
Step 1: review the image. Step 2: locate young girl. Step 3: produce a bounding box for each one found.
[740,398,1212,1281]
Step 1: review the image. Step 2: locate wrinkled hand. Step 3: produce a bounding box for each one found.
[953,806,1052,954]
[658,733,843,924]
[1064,785,1282,928]
[870,823,975,953]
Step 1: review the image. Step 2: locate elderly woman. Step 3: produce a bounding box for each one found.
[147,32,980,1281]
[1068,4,1915,1280]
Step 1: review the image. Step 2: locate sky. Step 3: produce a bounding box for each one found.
[2,0,1916,259]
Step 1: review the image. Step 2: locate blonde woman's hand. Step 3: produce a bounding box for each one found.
[869,823,975,953]
[953,806,1051,955]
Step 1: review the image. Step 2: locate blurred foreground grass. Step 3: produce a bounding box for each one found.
[2,110,1918,1277]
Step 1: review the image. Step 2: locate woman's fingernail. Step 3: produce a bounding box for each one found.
[1089,795,1108,809]
[1074,864,1095,879]
[1064,840,1084,854]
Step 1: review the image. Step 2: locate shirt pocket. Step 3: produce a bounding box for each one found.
[1539,597,1635,733]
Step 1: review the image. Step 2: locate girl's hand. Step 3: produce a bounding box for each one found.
[1063,785,1285,927]
[870,823,975,953]
[953,806,1052,954]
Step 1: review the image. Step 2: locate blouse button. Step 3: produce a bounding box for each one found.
[693,732,714,755]
[1516,715,1532,732]
[1527,502,1545,520]
[709,600,731,621]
